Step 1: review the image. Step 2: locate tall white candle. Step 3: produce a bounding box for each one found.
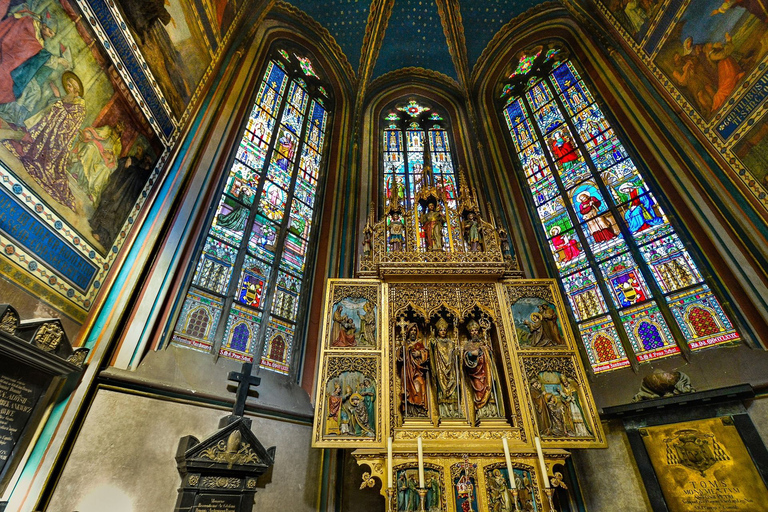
[534,436,550,488]
[387,437,393,489]
[502,437,516,489]
[417,436,425,488]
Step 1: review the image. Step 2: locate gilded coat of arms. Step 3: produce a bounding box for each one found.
[665,428,730,476]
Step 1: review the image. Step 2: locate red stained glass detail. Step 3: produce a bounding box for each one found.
[689,307,719,337]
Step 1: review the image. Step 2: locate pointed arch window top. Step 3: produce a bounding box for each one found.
[500,42,569,101]
[295,54,319,79]
[398,99,430,118]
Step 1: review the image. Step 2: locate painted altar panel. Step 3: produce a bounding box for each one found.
[640,416,768,511]
[313,279,385,448]
[520,354,604,447]
[594,0,768,225]
[504,280,572,350]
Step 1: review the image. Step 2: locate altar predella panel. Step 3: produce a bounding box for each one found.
[640,417,768,511]
[594,0,768,219]
[312,278,604,449]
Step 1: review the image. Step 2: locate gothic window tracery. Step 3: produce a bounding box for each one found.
[382,99,458,210]
[170,45,332,375]
[499,42,740,374]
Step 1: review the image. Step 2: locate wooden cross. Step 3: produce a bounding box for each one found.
[228,362,261,417]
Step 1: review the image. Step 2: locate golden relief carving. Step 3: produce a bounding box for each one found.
[199,431,261,469]
[0,309,18,335]
[34,323,64,352]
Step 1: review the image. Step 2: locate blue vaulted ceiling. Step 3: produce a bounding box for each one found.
[373,0,454,80]
[283,0,546,81]
[285,0,373,71]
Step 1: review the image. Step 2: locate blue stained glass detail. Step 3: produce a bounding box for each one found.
[246,107,276,144]
[552,62,578,94]
[237,256,270,308]
[587,133,629,170]
[572,105,610,145]
[616,192,672,243]
[230,323,250,351]
[237,138,267,171]
[534,101,566,135]
[560,82,594,116]
[287,81,309,111]
[570,183,609,221]
[300,145,321,177]
[248,215,278,262]
[519,142,548,177]
[554,150,590,189]
[310,101,327,133]
[537,196,566,224]
[527,80,553,110]
[510,119,535,152]
[260,181,288,222]
[599,252,652,309]
[294,172,317,207]
[288,198,313,240]
[266,61,287,92]
[504,100,525,128]
[281,105,304,135]
[601,161,645,202]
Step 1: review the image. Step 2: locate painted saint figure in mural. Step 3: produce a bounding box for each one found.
[577,191,616,242]
[72,121,125,203]
[2,71,85,211]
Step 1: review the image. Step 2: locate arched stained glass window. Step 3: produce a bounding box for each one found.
[382,100,458,209]
[171,45,332,375]
[499,42,740,374]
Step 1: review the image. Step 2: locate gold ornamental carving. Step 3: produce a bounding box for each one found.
[199,431,261,469]
[34,323,64,352]
[0,310,18,335]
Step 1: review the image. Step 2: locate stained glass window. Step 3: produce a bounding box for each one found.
[500,44,740,373]
[382,100,458,209]
[171,49,331,375]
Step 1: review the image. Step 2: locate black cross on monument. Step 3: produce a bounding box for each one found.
[228,362,261,417]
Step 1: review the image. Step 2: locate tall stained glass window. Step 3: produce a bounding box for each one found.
[500,43,740,374]
[382,100,458,209]
[171,47,331,375]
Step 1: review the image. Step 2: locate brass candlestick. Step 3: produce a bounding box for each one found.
[417,487,428,512]
[544,487,556,511]
[386,487,395,512]
[511,488,520,512]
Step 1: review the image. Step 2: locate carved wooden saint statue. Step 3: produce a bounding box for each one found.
[399,322,430,416]
[388,212,405,252]
[428,317,462,418]
[462,320,500,421]
[420,200,445,251]
[462,211,482,252]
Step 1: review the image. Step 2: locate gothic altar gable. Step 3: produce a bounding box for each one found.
[312,172,604,511]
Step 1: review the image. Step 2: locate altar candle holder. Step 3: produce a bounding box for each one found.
[511,488,521,512]
[417,487,428,512]
[386,487,395,512]
[544,487,556,511]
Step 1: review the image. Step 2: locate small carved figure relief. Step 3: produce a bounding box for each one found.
[396,467,442,512]
[530,371,592,438]
[420,200,445,251]
[452,456,478,512]
[462,211,483,252]
[388,212,406,252]
[0,309,18,335]
[428,317,462,419]
[324,371,376,437]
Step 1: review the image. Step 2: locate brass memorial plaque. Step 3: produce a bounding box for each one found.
[641,417,768,511]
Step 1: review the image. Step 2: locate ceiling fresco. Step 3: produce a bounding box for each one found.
[283,0,547,85]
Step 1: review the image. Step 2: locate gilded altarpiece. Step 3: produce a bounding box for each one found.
[312,175,604,510]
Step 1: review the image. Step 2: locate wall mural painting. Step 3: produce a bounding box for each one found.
[114,0,212,118]
[330,296,377,348]
[596,0,768,218]
[654,0,768,121]
[527,364,593,440]
[0,0,165,323]
[396,466,443,512]
[484,465,539,512]
[323,370,376,438]
[602,0,664,42]
[510,296,566,349]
